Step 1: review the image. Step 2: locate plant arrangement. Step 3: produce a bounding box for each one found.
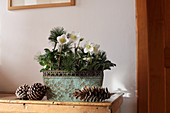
[35,27,116,73]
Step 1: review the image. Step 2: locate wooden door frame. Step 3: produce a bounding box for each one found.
[136,0,166,113]
[136,0,149,112]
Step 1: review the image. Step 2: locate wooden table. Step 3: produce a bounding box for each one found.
[0,93,123,113]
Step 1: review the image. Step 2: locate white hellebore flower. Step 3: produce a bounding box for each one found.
[84,41,94,53]
[92,43,100,54]
[57,34,69,45]
[69,31,80,42]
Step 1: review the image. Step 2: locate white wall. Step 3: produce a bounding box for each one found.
[0,0,136,113]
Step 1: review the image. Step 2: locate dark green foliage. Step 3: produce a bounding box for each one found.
[94,51,116,71]
[37,48,59,72]
[48,27,66,43]
[76,50,116,72]
[62,42,73,53]
[62,54,76,73]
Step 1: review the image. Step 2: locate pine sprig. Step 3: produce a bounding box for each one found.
[48,27,66,43]
[48,27,66,50]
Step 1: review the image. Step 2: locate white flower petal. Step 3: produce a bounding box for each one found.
[93,44,100,54]
[57,34,69,45]
[84,48,89,53]
[84,41,96,54]
[84,41,90,48]
[90,47,94,51]
[69,31,80,42]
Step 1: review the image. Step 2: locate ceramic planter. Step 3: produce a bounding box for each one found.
[43,70,103,102]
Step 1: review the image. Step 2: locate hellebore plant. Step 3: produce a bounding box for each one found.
[35,27,116,73]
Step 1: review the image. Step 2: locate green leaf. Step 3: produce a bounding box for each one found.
[40,69,44,72]
[80,67,87,71]
[44,48,51,53]
[39,62,45,66]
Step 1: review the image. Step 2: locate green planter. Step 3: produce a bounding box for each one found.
[43,71,103,102]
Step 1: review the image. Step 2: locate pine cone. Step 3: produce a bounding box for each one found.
[73,86,115,102]
[27,83,46,100]
[15,84,29,100]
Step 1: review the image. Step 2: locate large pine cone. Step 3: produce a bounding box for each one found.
[73,86,115,102]
[27,83,46,100]
[15,84,29,100]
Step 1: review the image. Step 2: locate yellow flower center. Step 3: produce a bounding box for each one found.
[71,35,77,40]
[87,45,91,49]
[59,38,66,44]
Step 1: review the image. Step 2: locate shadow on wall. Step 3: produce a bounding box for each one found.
[103,70,137,113]
[0,68,16,92]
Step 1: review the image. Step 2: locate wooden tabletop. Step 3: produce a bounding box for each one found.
[0,93,124,107]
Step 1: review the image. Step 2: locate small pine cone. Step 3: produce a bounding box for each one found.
[15,84,29,100]
[73,86,115,102]
[27,83,46,100]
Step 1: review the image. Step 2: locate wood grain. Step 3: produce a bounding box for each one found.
[115,109,120,113]
[164,48,170,67]
[136,0,169,113]
[0,93,123,113]
[0,93,123,107]
[111,95,123,113]
[147,0,166,113]
[136,0,149,113]
[164,0,170,112]
[165,0,170,48]
[0,103,110,113]
[8,0,75,10]
[166,69,170,113]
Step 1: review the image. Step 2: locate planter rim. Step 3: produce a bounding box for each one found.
[43,70,103,72]
[43,70,103,77]
[43,76,103,78]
